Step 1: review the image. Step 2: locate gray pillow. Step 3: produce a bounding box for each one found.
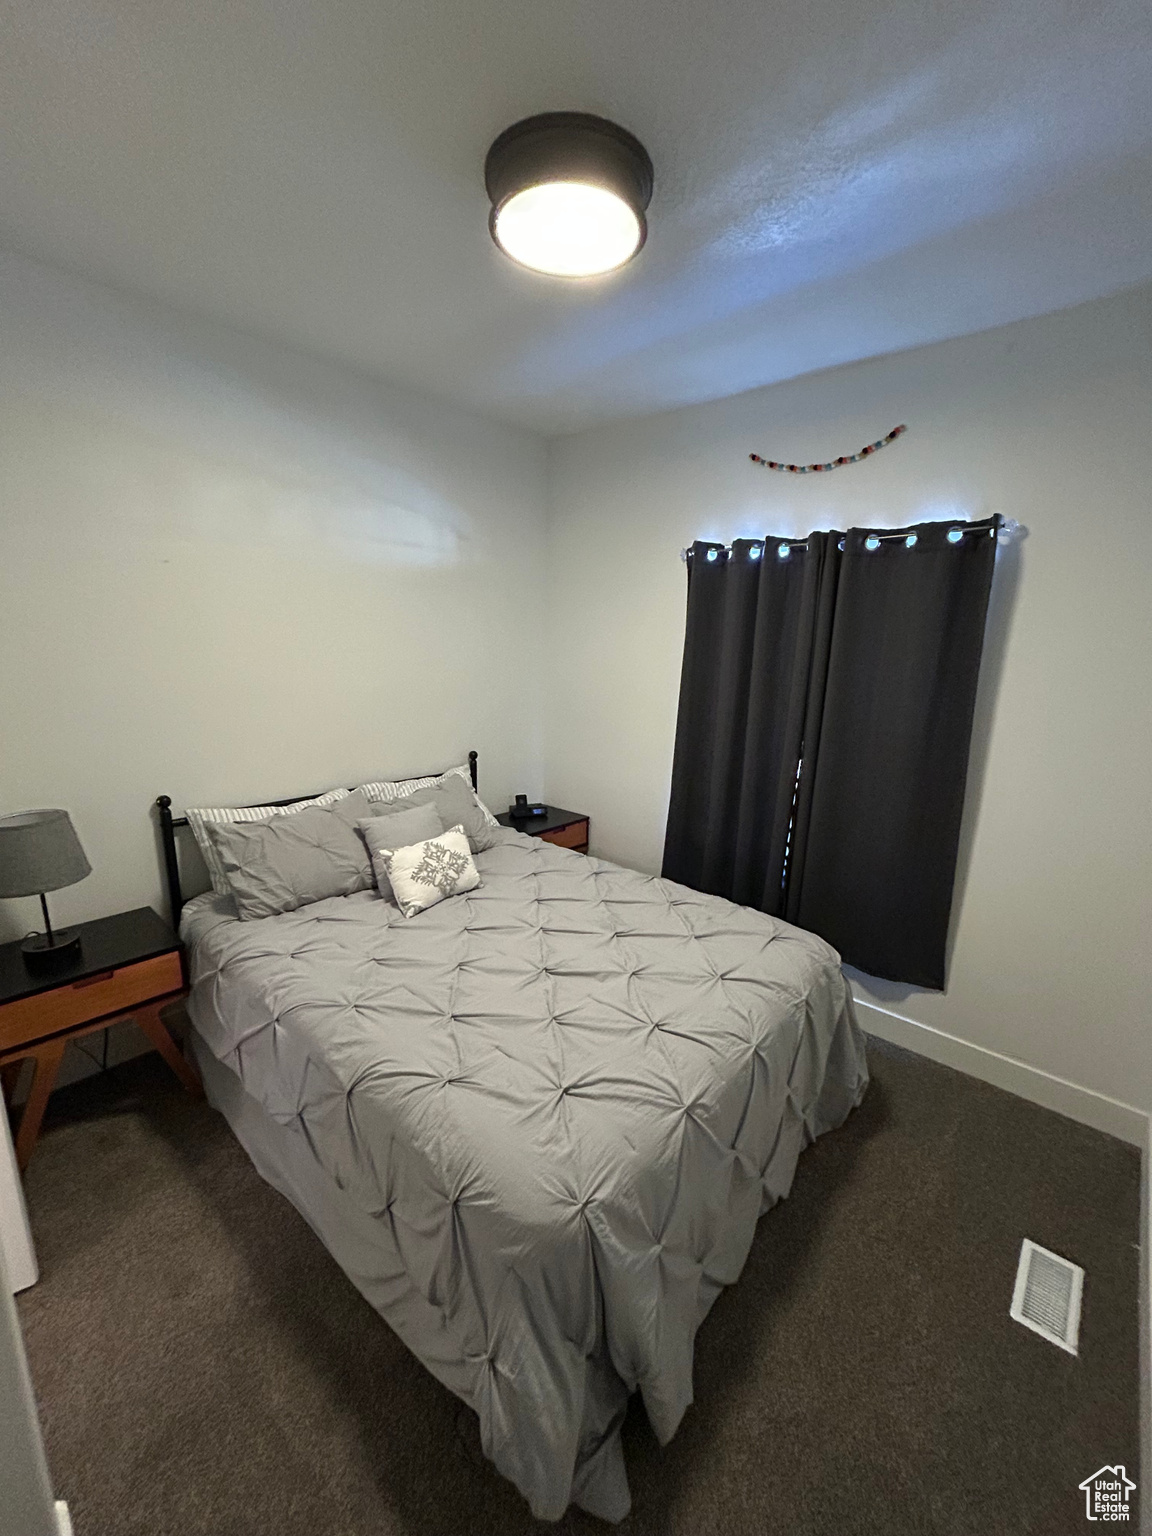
[204,788,375,920]
[358,803,443,898]
[369,774,498,853]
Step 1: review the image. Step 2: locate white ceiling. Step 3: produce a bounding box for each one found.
[1,0,1150,435]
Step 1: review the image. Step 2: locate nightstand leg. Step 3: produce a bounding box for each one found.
[136,1004,203,1098]
[1,1060,23,1109]
[14,1039,66,1172]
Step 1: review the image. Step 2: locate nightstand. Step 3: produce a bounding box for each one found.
[496,807,590,853]
[0,907,200,1170]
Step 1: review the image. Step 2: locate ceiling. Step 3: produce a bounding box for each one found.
[1,0,1150,435]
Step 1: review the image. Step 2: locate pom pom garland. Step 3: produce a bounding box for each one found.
[750,424,906,474]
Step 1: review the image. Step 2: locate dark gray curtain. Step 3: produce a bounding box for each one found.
[662,516,999,988]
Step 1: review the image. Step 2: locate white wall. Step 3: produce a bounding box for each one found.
[546,284,1152,1122]
[0,252,548,947]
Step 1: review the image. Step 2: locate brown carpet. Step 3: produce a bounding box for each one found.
[14,1032,1139,1536]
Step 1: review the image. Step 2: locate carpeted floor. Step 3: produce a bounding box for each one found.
[13,1031,1140,1536]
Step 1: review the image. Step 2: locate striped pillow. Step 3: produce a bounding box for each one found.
[357,764,499,827]
[187,787,352,895]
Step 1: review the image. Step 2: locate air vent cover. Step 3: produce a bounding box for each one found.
[1010,1239,1083,1354]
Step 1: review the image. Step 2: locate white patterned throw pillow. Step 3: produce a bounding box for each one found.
[377,824,480,918]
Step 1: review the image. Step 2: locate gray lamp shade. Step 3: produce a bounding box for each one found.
[0,809,92,898]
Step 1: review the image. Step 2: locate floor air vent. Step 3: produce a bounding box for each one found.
[1010,1239,1083,1355]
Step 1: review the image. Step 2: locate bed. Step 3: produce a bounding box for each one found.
[158,755,868,1521]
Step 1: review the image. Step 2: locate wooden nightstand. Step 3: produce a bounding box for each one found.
[0,907,200,1170]
[496,807,590,853]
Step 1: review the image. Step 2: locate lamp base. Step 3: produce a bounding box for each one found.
[20,929,82,972]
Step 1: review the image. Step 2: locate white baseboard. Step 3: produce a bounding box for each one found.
[853,995,1148,1147]
[55,1501,73,1536]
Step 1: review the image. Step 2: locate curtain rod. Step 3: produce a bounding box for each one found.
[680,518,1022,561]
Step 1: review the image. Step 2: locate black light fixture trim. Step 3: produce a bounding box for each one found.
[484,112,654,272]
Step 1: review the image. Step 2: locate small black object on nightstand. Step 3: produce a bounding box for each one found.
[508,794,547,820]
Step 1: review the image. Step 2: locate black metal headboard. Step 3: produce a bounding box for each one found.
[156,750,479,930]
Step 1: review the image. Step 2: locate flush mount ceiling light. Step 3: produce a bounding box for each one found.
[484,112,654,278]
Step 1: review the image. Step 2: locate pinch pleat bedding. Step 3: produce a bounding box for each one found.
[183,828,867,1520]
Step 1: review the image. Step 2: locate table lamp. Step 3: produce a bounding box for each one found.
[0,810,92,970]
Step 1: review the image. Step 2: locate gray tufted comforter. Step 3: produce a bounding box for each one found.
[183,827,868,1520]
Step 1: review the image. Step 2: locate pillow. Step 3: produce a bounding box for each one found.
[367,773,498,854]
[358,763,500,827]
[202,789,374,920]
[357,803,443,898]
[377,825,480,919]
[187,787,351,895]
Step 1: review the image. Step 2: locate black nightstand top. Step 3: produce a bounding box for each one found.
[0,907,179,1007]
[496,806,588,836]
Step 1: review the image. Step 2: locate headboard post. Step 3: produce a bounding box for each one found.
[468,750,478,791]
[155,795,183,931]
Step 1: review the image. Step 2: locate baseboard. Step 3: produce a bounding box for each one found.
[852,995,1147,1147]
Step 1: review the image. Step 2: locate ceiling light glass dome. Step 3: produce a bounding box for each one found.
[485,113,654,278]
